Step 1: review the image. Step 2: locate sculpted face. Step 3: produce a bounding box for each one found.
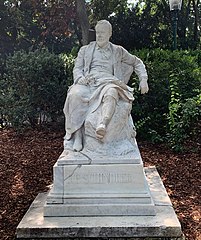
[95,24,111,48]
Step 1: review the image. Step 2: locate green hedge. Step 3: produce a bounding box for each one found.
[0,48,200,150]
[131,49,201,150]
[0,49,73,129]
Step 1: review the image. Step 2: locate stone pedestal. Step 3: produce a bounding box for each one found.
[44,142,155,216]
[16,167,183,239]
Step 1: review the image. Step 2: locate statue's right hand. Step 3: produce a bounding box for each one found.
[77,77,89,85]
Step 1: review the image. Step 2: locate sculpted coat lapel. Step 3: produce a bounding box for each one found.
[73,41,126,83]
[73,41,146,84]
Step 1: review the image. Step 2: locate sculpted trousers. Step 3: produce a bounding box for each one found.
[63,84,119,140]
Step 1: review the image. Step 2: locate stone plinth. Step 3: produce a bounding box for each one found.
[16,167,183,239]
[44,143,155,216]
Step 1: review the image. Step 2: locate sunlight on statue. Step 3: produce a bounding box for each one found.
[63,20,149,155]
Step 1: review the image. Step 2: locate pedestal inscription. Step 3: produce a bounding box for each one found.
[44,149,156,216]
[63,164,146,194]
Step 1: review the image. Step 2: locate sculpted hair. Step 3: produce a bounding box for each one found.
[95,20,112,36]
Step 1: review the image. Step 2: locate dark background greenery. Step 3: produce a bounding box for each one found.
[0,0,200,55]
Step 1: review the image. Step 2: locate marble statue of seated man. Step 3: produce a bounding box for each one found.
[63,20,149,153]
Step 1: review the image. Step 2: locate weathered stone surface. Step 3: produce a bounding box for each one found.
[63,20,149,154]
[44,146,155,216]
[16,167,183,239]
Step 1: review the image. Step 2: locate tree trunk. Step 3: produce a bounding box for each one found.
[192,0,200,48]
[75,0,90,45]
[179,0,192,49]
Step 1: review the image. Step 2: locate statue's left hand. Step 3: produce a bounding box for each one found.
[139,80,149,94]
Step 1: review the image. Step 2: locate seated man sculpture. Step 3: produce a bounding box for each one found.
[63,20,148,153]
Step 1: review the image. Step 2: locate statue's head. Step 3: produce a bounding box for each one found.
[95,20,112,48]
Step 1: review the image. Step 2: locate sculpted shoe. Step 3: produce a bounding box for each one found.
[96,123,106,139]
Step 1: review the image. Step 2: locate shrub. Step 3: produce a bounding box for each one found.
[1,49,73,129]
[130,49,201,149]
[168,94,201,151]
[130,49,171,141]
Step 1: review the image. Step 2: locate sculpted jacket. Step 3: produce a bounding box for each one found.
[73,41,148,85]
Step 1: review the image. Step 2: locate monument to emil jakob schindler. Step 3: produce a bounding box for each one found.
[44,19,156,216]
[16,19,183,239]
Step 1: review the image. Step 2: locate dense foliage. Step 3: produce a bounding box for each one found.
[0,0,78,55]
[0,0,200,55]
[130,49,201,150]
[101,0,200,50]
[0,49,73,129]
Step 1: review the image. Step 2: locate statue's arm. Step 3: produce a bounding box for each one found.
[73,46,86,84]
[121,47,149,94]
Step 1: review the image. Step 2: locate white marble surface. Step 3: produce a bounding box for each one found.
[63,20,149,153]
[16,167,183,239]
[45,162,155,216]
[46,161,155,216]
[59,137,142,165]
[62,164,146,194]
[45,144,155,216]
[44,202,155,217]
